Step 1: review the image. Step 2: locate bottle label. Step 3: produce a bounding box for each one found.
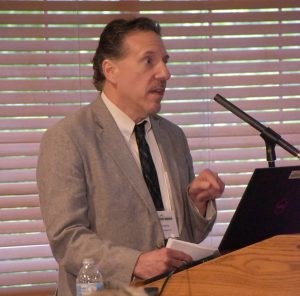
[76,283,104,296]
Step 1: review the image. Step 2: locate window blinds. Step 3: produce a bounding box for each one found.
[0,0,300,294]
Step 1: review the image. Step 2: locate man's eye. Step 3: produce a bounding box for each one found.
[145,57,152,64]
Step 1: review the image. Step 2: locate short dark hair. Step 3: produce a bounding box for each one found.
[92,17,161,91]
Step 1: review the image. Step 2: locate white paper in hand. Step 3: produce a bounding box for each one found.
[166,238,218,261]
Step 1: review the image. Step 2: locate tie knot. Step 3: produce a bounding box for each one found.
[134,120,147,137]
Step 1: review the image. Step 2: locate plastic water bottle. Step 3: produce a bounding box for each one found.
[76,258,104,296]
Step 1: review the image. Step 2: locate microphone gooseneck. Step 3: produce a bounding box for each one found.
[213,94,300,166]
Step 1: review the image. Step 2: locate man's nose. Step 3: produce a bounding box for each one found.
[156,62,171,80]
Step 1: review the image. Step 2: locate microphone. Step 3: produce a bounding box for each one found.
[213,94,300,161]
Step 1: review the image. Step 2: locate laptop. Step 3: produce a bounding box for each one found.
[142,165,300,286]
[218,165,300,254]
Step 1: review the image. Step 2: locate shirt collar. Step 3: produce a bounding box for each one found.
[100,92,152,141]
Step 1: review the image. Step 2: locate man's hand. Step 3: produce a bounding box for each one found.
[188,169,225,215]
[133,248,193,279]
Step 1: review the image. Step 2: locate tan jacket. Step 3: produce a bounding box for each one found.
[37,95,216,296]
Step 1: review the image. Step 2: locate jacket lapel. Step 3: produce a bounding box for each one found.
[90,97,157,212]
[151,117,185,234]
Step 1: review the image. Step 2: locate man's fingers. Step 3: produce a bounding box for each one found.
[192,169,225,195]
[200,170,224,192]
[189,180,211,194]
[165,248,193,266]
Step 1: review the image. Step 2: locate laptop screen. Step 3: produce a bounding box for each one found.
[218,165,300,254]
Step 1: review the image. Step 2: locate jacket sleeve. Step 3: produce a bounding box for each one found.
[178,127,217,243]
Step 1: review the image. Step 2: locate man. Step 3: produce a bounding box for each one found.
[37,17,224,295]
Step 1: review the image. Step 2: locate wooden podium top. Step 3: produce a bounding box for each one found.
[143,234,300,296]
[6,234,300,296]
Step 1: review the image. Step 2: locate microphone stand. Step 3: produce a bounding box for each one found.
[214,94,300,168]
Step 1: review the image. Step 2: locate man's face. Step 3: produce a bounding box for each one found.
[109,30,171,122]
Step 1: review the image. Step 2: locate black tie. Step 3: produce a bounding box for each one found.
[134,121,164,210]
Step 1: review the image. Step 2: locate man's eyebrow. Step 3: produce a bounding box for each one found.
[143,50,158,56]
[143,50,170,60]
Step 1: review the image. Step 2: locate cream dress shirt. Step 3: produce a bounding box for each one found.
[101,92,173,210]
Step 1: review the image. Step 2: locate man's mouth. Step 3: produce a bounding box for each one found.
[152,88,164,95]
[149,87,165,96]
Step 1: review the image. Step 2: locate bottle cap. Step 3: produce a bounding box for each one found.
[82,258,95,264]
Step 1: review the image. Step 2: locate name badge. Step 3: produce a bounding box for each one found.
[157,210,179,239]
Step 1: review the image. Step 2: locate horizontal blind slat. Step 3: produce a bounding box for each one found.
[0,285,56,296]
[0,207,41,221]
[0,258,57,273]
[0,221,45,234]
[2,23,300,37]
[0,270,57,286]
[1,85,300,105]
[1,49,300,65]
[0,233,49,247]
[1,74,300,91]
[2,36,300,51]
[0,183,38,195]
[194,159,300,174]
[0,195,39,208]
[1,0,299,11]
[1,60,300,78]
[0,245,52,260]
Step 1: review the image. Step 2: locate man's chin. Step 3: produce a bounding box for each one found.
[149,103,161,115]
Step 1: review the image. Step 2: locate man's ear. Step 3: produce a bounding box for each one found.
[102,59,118,84]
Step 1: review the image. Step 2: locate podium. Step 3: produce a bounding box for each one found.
[142,234,300,295]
